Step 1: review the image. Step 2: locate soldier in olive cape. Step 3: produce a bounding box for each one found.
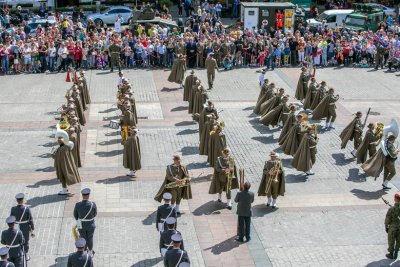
[168,54,186,85]
[254,82,275,115]
[205,53,219,89]
[339,111,363,157]
[208,148,239,209]
[183,70,197,102]
[71,91,86,126]
[279,114,307,156]
[75,83,87,111]
[79,70,91,106]
[260,95,290,127]
[303,77,318,110]
[278,105,297,143]
[356,123,377,164]
[154,155,192,214]
[362,135,398,190]
[124,92,138,125]
[109,39,121,72]
[123,126,141,177]
[188,80,200,114]
[207,124,226,167]
[292,126,318,175]
[310,81,327,110]
[200,114,218,155]
[67,127,81,168]
[312,88,339,129]
[295,67,310,101]
[257,152,285,208]
[198,101,218,139]
[384,193,400,259]
[52,136,81,195]
[197,39,206,68]
[192,83,209,115]
[259,88,285,116]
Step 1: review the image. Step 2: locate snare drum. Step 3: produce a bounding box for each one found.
[109,119,120,129]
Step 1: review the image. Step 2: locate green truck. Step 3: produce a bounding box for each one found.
[343,3,384,32]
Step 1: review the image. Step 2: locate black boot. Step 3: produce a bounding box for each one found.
[386,253,394,259]
[394,250,399,259]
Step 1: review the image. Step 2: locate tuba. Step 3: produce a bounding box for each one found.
[380,119,399,156]
[53,118,74,150]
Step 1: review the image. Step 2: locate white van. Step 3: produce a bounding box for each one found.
[307,9,354,29]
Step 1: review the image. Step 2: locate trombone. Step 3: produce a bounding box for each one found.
[265,160,281,194]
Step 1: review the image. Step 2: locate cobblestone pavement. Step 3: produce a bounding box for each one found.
[0,66,399,267]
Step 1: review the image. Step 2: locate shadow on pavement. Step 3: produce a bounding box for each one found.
[191,174,212,184]
[192,200,225,216]
[175,121,196,127]
[280,158,294,169]
[285,174,308,183]
[26,194,70,208]
[186,162,208,170]
[252,204,279,217]
[34,153,53,159]
[131,257,163,267]
[176,129,197,135]
[365,258,399,266]
[171,106,187,112]
[180,146,199,156]
[332,153,355,166]
[161,87,180,92]
[243,106,254,111]
[35,166,55,172]
[99,107,118,113]
[251,135,276,144]
[98,139,120,146]
[204,236,242,255]
[346,168,367,183]
[96,175,132,184]
[105,131,119,137]
[142,211,156,225]
[39,142,56,148]
[48,256,69,267]
[350,188,387,201]
[94,150,122,157]
[27,178,59,188]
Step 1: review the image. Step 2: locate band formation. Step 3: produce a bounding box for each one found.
[0,56,399,266]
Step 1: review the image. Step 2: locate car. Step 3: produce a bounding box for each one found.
[26,18,57,37]
[368,3,396,17]
[307,9,354,29]
[87,6,132,26]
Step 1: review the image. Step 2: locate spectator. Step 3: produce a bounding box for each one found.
[234,182,254,243]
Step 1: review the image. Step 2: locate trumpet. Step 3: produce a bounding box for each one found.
[313,123,318,139]
[164,177,191,189]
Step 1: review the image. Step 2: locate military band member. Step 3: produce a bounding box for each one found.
[67,238,94,267]
[259,88,285,116]
[362,135,399,190]
[0,247,15,267]
[10,193,34,261]
[68,127,81,168]
[207,124,226,167]
[339,111,363,157]
[109,39,121,72]
[205,53,219,89]
[159,217,184,257]
[183,70,197,102]
[192,83,209,115]
[52,135,81,195]
[123,126,141,177]
[312,88,339,129]
[385,194,400,259]
[295,67,310,101]
[164,234,190,267]
[1,216,24,267]
[303,77,318,110]
[257,152,285,208]
[310,81,327,110]
[155,193,177,232]
[168,54,186,86]
[279,114,306,156]
[208,148,239,210]
[78,70,91,106]
[259,95,290,128]
[254,82,275,115]
[292,126,318,175]
[73,188,97,255]
[278,105,297,143]
[188,80,200,114]
[197,39,205,68]
[74,84,87,111]
[200,114,218,156]
[198,101,218,140]
[154,156,192,215]
[356,123,377,164]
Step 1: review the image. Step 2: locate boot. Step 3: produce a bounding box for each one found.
[386,253,394,259]
[226,199,232,210]
[217,193,222,202]
[58,187,68,195]
[324,121,329,129]
[394,250,399,259]
[382,180,392,190]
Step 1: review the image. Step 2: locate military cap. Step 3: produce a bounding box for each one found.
[270,151,278,157]
[190,70,195,74]
[173,155,181,161]
[6,216,16,224]
[166,217,177,225]
[367,123,374,129]
[395,194,400,200]
[0,247,9,256]
[163,192,172,200]
[222,148,230,155]
[75,238,86,248]
[171,233,183,242]
[81,188,91,195]
[356,111,362,116]
[15,193,25,200]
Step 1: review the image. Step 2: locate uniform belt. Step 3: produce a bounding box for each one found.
[16,220,29,224]
[309,146,316,148]
[160,218,166,222]
[369,142,376,145]
[282,113,290,115]
[80,218,94,222]
[328,103,335,105]
[6,244,20,248]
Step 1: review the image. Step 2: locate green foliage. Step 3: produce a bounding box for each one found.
[160,0,174,7]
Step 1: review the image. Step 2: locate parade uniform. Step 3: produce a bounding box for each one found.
[183,72,197,102]
[295,69,310,101]
[254,84,274,115]
[339,115,363,155]
[205,56,218,89]
[310,85,326,110]
[164,248,190,267]
[385,201,400,259]
[208,155,239,202]
[168,56,186,85]
[198,106,218,140]
[0,247,15,267]
[356,128,377,164]
[192,86,208,115]
[123,131,141,174]
[52,143,81,190]
[109,43,121,72]
[292,133,318,173]
[207,130,226,167]
[257,159,285,206]
[260,99,290,127]
[196,42,205,68]
[155,196,177,232]
[279,121,306,156]
[69,132,81,168]
[1,217,25,267]
[384,141,398,182]
[10,200,34,255]
[73,192,97,252]
[303,81,317,110]
[159,218,184,255]
[67,238,93,267]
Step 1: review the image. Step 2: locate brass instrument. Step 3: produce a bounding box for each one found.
[375,122,384,140]
[226,156,235,194]
[239,168,245,191]
[266,160,281,193]
[164,177,191,189]
[313,123,318,139]
[121,125,129,141]
[72,225,80,241]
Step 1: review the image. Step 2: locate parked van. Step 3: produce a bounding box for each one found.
[307,9,354,29]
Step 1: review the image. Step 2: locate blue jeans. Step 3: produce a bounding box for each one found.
[238,216,251,241]
[232,4,239,17]
[2,57,9,73]
[40,55,47,72]
[269,55,276,70]
[49,57,55,71]
[167,52,174,66]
